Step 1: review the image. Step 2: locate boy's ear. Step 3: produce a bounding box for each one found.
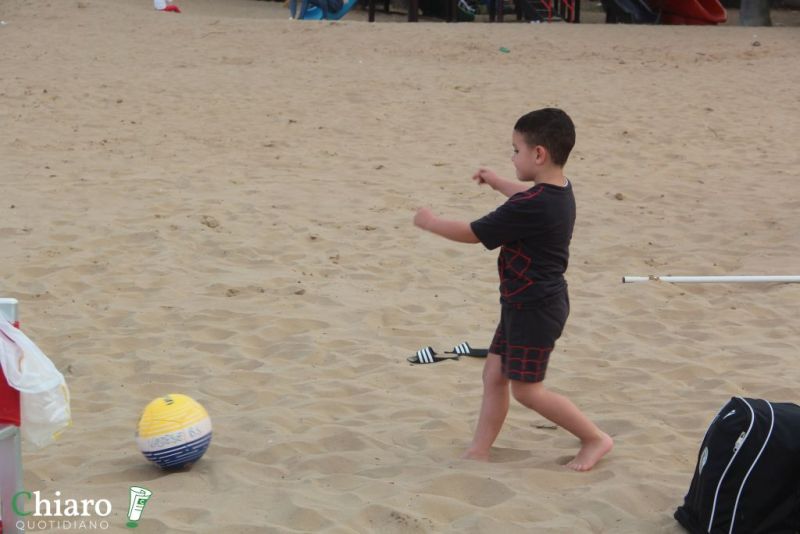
[533,145,547,163]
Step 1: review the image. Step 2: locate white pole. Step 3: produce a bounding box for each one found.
[622,275,800,284]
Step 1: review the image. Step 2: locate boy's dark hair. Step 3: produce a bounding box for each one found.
[514,108,576,167]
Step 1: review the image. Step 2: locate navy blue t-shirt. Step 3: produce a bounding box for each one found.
[470,181,576,306]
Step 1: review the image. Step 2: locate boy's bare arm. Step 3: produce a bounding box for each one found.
[414,208,480,244]
[473,168,529,197]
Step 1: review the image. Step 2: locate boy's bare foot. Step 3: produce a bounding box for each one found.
[461,449,490,461]
[566,432,613,471]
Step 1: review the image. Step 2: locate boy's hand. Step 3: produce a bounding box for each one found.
[473,168,499,189]
[413,208,479,243]
[414,207,436,230]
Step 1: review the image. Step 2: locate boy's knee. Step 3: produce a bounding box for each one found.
[483,370,508,390]
[510,380,545,404]
[482,359,508,389]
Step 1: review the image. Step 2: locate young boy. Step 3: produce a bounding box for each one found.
[413,108,612,471]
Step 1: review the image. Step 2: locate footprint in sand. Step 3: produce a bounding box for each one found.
[420,474,514,507]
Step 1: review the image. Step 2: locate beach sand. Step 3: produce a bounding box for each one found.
[1,0,799,531]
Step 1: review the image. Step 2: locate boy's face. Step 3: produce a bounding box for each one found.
[511,131,542,181]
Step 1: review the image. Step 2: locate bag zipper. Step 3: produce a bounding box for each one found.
[733,431,746,453]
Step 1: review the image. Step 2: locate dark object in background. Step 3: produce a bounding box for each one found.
[420,0,478,19]
[601,0,657,21]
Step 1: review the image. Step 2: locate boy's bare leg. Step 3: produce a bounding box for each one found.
[510,381,613,471]
[462,354,509,461]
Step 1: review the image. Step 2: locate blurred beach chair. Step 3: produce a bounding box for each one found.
[0,298,23,534]
[296,0,460,22]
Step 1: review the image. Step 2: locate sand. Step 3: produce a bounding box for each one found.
[1,0,799,531]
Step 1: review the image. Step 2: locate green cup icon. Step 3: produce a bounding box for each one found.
[126,486,153,528]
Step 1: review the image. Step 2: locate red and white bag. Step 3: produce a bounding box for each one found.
[0,320,71,448]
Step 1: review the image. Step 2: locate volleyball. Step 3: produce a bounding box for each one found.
[136,394,212,470]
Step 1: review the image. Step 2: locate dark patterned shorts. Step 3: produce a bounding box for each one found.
[489,292,570,383]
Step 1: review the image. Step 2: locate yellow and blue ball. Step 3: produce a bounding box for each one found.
[136,394,212,470]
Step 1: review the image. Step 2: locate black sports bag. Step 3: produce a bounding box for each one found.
[675,397,800,534]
